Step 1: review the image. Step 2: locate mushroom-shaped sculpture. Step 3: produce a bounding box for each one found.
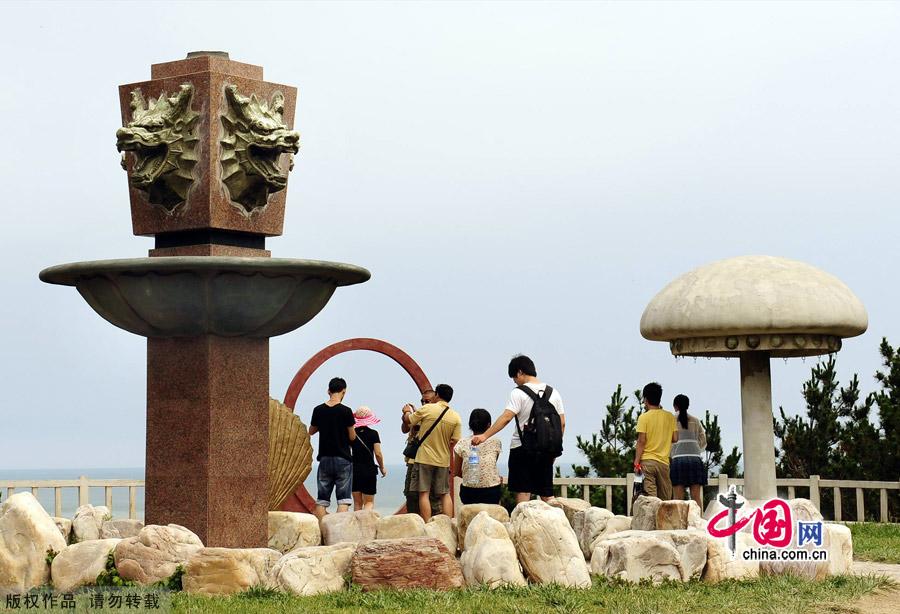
[640,255,867,501]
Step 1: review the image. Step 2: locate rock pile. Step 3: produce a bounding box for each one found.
[0,494,853,597]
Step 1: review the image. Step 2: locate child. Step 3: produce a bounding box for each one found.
[351,406,386,510]
[452,408,502,505]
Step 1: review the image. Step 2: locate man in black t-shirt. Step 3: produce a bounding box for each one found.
[309,377,356,518]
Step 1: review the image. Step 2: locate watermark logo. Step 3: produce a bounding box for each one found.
[705,486,827,563]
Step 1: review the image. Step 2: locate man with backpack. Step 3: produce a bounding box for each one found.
[471,355,565,503]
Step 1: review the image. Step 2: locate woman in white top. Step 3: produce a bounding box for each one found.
[452,409,502,505]
[669,394,708,509]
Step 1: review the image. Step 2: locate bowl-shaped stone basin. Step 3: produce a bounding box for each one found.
[39,256,370,338]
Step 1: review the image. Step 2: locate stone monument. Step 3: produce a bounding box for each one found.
[640,255,867,504]
[40,52,369,547]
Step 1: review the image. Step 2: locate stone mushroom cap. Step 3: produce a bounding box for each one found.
[640,255,868,357]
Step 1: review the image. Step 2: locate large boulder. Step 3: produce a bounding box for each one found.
[51,517,72,543]
[183,547,281,596]
[100,519,144,540]
[268,543,355,596]
[114,524,203,585]
[759,498,830,580]
[375,514,426,540]
[508,500,591,588]
[320,510,378,546]
[457,504,509,550]
[591,533,681,583]
[351,537,464,591]
[547,498,591,528]
[425,515,457,554]
[702,532,759,582]
[573,508,632,559]
[72,504,111,542]
[825,523,853,575]
[50,538,120,592]
[631,496,662,531]
[268,512,321,554]
[0,493,68,592]
[590,529,708,583]
[460,512,526,588]
[656,500,703,531]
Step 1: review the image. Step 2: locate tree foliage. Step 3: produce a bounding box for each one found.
[566,384,738,512]
[774,338,900,521]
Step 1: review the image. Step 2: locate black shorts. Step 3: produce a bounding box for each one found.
[352,464,377,495]
[459,484,502,505]
[670,456,708,487]
[507,446,554,498]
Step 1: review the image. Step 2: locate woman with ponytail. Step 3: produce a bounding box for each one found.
[669,394,707,508]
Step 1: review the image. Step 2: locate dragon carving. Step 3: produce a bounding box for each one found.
[220,84,300,213]
[116,84,200,212]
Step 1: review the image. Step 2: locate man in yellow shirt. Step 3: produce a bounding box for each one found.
[634,382,678,500]
[403,383,462,522]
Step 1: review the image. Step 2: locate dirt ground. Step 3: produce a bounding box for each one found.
[839,561,900,614]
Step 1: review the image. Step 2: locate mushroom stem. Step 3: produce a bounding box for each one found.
[739,351,777,501]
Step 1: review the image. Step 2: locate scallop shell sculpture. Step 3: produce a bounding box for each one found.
[268,397,313,510]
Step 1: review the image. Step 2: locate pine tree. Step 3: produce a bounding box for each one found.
[774,356,844,478]
[873,338,900,483]
[572,385,638,479]
[701,409,743,478]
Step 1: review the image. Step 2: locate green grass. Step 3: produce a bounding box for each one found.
[168,575,895,614]
[850,522,900,564]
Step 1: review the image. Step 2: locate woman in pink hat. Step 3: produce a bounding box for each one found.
[351,406,387,511]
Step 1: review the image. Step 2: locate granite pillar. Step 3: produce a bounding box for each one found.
[739,352,777,501]
[146,335,269,547]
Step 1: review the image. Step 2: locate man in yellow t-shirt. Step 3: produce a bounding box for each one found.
[403,383,462,522]
[634,382,678,500]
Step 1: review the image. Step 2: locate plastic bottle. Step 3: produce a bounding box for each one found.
[466,445,480,486]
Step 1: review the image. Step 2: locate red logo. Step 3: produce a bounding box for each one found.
[707,498,793,548]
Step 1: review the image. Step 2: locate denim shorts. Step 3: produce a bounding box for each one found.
[316,456,353,508]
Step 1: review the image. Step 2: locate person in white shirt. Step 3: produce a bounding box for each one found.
[471,355,565,503]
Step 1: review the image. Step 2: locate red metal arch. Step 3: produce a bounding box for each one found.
[279,338,433,513]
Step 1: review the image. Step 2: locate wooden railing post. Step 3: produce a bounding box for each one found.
[833,487,842,521]
[809,475,820,511]
[582,485,591,503]
[605,485,613,511]
[717,474,729,495]
[856,487,865,521]
[626,473,635,513]
[54,488,62,518]
[129,487,137,520]
[105,487,113,511]
[78,476,89,507]
[880,489,888,522]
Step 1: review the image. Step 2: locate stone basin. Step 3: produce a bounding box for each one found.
[39,256,370,338]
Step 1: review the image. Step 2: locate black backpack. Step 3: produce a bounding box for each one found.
[515,385,563,458]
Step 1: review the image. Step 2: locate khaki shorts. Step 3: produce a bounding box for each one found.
[415,463,450,495]
[641,459,672,500]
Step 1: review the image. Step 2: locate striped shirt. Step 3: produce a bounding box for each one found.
[670,414,707,459]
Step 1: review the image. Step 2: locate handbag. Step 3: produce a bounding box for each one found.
[403,406,450,460]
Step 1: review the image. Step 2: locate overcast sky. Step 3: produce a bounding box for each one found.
[2,2,898,472]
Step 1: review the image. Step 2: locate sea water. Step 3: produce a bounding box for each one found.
[1,461,513,519]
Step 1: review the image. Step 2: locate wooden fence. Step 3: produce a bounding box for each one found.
[2,474,897,522]
[0,477,143,519]
[553,474,899,522]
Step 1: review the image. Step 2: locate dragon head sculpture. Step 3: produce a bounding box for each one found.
[220,84,300,213]
[116,84,200,212]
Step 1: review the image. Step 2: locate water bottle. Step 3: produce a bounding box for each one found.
[466,445,480,486]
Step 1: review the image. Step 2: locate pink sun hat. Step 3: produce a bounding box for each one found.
[354,406,381,428]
